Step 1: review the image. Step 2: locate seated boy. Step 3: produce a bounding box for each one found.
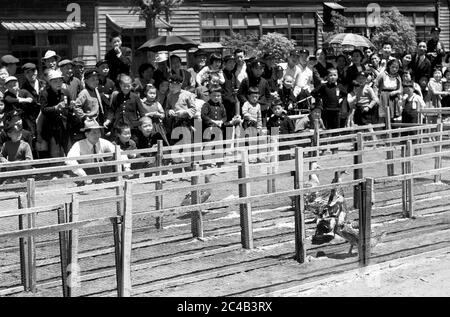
[295,107,326,132]
[267,99,296,161]
[0,121,33,184]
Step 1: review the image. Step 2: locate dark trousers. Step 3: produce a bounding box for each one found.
[322,110,340,130]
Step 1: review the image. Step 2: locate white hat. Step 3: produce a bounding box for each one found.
[47,70,64,81]
[155,52,168,63]
[42,50,61,62]
[4,76,18,85]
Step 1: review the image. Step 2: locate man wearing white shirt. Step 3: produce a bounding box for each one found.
[294,49,314,97]
[234,49,248,87]
[283,50,301,84]
[66,118,130,185]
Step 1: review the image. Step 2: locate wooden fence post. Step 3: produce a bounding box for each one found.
[114,145,123,216]
[406,140,415,218]
[26,179,37,293]
[353,133,363,209]
[294,148,306,263]
[17,194,30,292]
[238,150,254,249]
[112,217,122,297]
[385,108,395,176]
[190,163,204,239]
[271,135,279,193]
[155,140,164,229]
[58,203,69,297]
[358,177,373,267]
[434,123,443,183]
[313,118,320,157]
[120,181,134,297]
[401,144,407,217]
[67,194,80,297]
[266,135,278,193]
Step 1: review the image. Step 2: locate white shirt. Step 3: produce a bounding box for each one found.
[66,138,129,177]
[294,64,314,96]
[235,63,248,87]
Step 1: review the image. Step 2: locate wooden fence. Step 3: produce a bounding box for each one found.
[1,122,449,297]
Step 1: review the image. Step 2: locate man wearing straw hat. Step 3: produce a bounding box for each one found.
[66,118,130,185]
[41,50,61,72]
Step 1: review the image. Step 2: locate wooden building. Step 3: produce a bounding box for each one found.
[0,0,449,74]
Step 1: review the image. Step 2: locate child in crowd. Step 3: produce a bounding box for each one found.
[428,69,448,109]
[374,59,402,122]
[401,71,422,98]
[295,107,326,132]
[196,53,225,87]
[0,98,4,132]
[3,76,34,120]
[418,76,431,107]
[347,71,379,127]
[0,121,33,184]
[104,74,145,133]
[201,85,227,141]
[141,84,169,146]
[400,83,425,125]
[113,123,137,175]
[267,99,295,135]
[277,75,297,115]
[442,69,450,108]
[96,60,116,122]
[73,69,104,121]
[312,68,347,129]
[242,86,262,133]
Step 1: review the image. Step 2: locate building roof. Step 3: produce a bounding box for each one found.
[106,14,173,33]
[323,2,345,10]
[1,21,86,31]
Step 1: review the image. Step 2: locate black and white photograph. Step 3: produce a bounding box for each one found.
[0,0,450,301]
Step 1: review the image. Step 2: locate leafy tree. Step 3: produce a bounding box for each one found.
[257,33,296,62]
[322,11,349,43]
[371,8,416,55]
[127,0,183,40]
[221,32,259,58]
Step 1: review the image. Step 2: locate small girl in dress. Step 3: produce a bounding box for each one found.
[141,84,170,146]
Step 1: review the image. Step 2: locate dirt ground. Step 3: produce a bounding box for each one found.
[292,248,450,297]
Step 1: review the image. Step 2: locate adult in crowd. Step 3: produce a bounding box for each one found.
[427,27,446,71]
[222,54,239,122]
[187,49,208,87]
[1,55,19,77]
[335,54,348,87]
[104,33,132,84]
[66,118,129,185]
[237,59,272,124]
[365,53,382,79]
[379,41,396,70]
[170,54,194,91]
[345,49,365,90]
[411,42,432,83]
[41,50,61,72]
[19,63,42,136]
[134,62,155,98]
[59,59,83,101]
[234,49,248,87]
[153,52,170,88]
[374,58,403,121]
[399,52,413,77]
[295,49,314,97]
[313,48,334,86]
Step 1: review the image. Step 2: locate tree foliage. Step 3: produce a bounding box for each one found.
[322,11,349,43]
[371,8,417,55]
[257,33,296,62]
[221,32,259,58]
[127,0,183,39]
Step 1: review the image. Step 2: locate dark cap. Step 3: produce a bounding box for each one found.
[72,59,85,67]
[84,69,99,80]
[95,59,108,68]
[5,120,23,133]
[193,49,207,57]
[223,55,236,63]
[298,48,310,56]
[289,49,300,57]
[1,55,19,65]
[22,63,37,72]
[431,26,441,33]
[250,59,265,69]
[58,59,74,67]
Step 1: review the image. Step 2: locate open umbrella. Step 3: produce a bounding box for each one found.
[326,33,374,48]
[138,35,198,52]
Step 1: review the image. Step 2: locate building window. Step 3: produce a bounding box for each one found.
[416,26,433,43]
[292,28,315,52]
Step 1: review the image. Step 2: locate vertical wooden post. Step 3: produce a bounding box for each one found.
[238,150,254,249]
[58,205,69,297]
[385,108,394,176]
[155,140,164,229]
[401,144,407,217]
[271,135,279,192]
[26,179,36,293]
[190,163,203,239]
[313,118,320,157]
[406,140,415,218]
[294,148,306,263]
[17,195,30,291]
[67,194,79,297]
[120,181,133,297]
[353,133,363,209]
[434,123,443,183]
[358,178,373,267]
[114,145,123,216]
[112,218,123,297]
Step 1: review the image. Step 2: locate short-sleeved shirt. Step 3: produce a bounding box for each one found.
[0,139,33,162]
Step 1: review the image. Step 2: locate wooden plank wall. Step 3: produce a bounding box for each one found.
[439,0,450,51]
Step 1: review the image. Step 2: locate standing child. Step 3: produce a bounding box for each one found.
[201,85,228,141]
[242,86,262,133]
[428,69,448,109]
[311,68,347,129]
[73,69,104,121]
[104,74,145,134]
[141,84,169,146]
[277,75,297,115]
[400,83,425,125]
[113,123,136,174]
[267,99,295,135]
[347,71,379,127]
